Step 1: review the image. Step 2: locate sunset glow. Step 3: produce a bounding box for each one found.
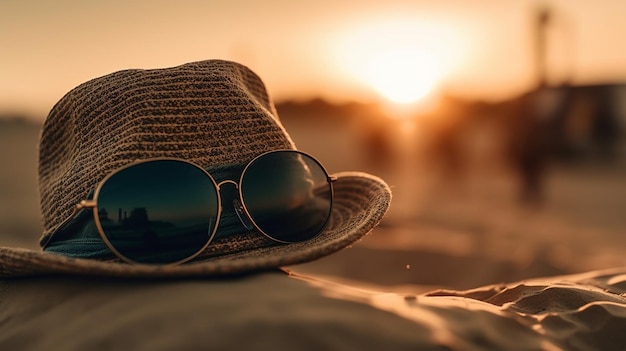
[334,18,465,105]
[2,1,626,119]
[367,49,441,104]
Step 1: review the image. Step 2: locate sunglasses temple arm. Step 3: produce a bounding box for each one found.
[40,199,97,249]
[77,200,97,209]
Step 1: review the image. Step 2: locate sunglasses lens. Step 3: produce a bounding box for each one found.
[240,151,332,243]
[95,160,219,264]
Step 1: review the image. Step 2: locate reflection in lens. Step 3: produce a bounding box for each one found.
[95,160,219,264]
[241,151,332,243]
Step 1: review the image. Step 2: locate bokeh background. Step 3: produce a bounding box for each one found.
[1,0,625,291]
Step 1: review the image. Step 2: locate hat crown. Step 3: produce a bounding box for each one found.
[38,60,295,245]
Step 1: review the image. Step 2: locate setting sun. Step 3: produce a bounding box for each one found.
[334,17,465,106]
[367,49,441,104]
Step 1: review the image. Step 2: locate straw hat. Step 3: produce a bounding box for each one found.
[0,59,391,277]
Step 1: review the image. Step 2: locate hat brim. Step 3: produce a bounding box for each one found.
[0,172,391,278]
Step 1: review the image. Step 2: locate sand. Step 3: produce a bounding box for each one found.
[2,268,626,350]
[1,115,626,350]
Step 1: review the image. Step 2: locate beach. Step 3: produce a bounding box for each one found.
[2,265,626,350]
[1,112,626,350]
[280,106,626,290]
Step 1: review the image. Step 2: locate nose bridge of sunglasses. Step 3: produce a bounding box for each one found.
[216,180,254,231]
[232,198,254,230]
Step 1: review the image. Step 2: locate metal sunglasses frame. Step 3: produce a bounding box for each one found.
[43,149,337,266]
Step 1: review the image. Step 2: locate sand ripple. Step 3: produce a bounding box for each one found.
[298,267,626,350]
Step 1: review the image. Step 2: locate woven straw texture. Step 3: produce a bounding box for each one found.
[0,59,392,277]
[0,172,391,277]
[39,60,295,245]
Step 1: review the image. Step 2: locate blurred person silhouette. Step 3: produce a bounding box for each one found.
[585,85,622,161]
[360,107,396,172]
[502,86,570,205]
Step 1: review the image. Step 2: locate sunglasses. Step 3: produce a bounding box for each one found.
[45,150,335,265]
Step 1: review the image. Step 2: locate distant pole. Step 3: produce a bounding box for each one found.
[535,5,551,88]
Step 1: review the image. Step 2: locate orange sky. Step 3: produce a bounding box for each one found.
[2,0,626,119]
